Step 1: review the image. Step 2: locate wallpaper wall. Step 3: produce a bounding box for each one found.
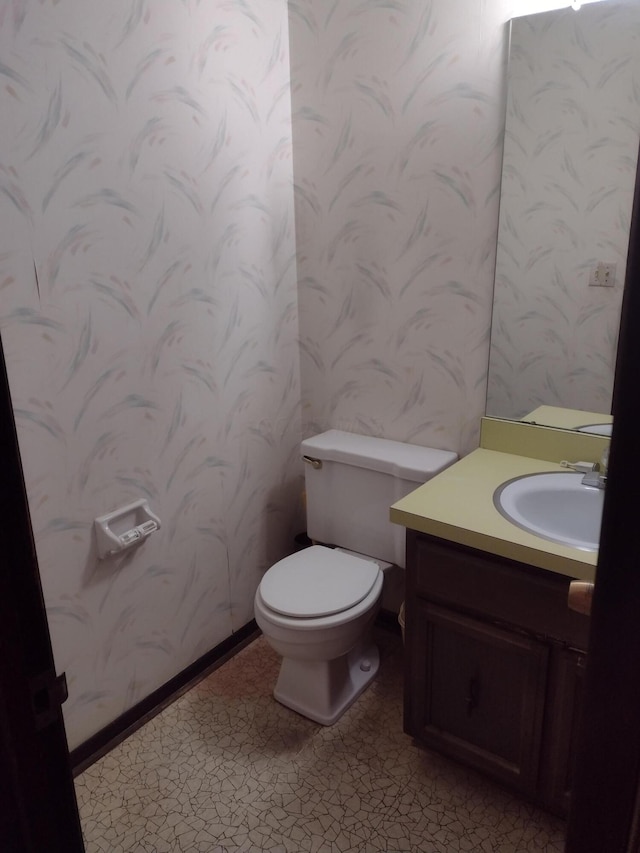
[0,0,301,748]
[290,0,516,456]
[486,1,640,420]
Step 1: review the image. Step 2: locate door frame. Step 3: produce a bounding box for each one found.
[564,145,640,851]
[0,336,85,852]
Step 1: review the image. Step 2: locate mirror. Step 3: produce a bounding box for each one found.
[486,0,640,427]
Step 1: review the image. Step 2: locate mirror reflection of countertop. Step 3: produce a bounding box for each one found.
[390,448,598,583]
[521,405,613,432]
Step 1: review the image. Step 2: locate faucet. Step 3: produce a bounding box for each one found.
[582,445,609,489]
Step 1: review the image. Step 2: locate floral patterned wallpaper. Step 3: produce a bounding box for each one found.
[486,1,640,419]
[0,0,602,749]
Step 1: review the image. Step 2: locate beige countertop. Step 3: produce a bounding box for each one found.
[390,448,597,582]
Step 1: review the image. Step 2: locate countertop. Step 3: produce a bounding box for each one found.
[390,448,597,582]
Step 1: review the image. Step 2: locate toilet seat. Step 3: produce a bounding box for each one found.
[259,546,379,618]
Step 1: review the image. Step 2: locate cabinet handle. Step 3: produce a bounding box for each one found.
[465,677,479,715]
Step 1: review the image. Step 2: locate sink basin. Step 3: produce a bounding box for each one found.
[575,423,612,437]
[494,472,604,551]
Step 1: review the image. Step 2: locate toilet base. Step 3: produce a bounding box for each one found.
[273,640,380,725]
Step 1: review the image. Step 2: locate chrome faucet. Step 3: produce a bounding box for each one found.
[582,446,609,489]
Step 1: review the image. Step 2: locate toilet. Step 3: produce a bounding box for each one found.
[254,430,457,725]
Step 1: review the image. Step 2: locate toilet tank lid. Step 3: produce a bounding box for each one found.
[301,430,457,482]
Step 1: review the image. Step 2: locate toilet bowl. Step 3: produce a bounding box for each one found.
[254,546,384,725]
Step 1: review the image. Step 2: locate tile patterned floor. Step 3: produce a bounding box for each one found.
[75,630,565,852]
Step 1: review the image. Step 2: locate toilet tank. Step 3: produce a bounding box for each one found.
[301,430,457,568]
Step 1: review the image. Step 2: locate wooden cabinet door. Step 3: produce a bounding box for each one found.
[541,647,586,816]
[406,601,549,795]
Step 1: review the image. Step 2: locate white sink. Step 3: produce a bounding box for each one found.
[575,423,612,437]
[494,472,604,551]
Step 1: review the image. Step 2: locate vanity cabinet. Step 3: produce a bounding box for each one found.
[404,531,590,817]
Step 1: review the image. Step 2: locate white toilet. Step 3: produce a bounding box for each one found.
[254,430,457,725]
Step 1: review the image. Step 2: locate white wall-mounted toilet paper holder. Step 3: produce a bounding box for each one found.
[94,499,161,559]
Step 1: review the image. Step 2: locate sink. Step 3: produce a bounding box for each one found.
[494,472,604,551]
[575,423,612,437]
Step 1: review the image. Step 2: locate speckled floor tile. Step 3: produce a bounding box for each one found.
[75,631,565,852]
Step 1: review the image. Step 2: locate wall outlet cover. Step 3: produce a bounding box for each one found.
[589,262,616,287]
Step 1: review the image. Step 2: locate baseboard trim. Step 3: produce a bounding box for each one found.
[70,619,260,776]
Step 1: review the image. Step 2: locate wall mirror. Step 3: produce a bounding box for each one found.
[485,0,640,430]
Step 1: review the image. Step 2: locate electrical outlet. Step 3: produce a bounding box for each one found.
[589,261,616,287]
